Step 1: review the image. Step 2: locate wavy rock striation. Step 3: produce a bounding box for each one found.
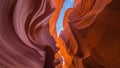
[0,0,58,68]
[1,0,120,68]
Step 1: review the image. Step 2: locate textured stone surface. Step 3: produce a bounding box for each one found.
[0,0,57,68]
[0,0,120,68]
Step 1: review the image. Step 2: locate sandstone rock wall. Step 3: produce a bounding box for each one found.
[0,0,120,68]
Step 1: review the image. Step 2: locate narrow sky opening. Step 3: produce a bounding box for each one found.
[56,0,74,36]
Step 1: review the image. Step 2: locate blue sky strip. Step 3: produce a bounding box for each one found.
[56,0,74,36]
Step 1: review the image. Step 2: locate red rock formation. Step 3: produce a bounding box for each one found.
[58,0,112,68]
[0,0,120,68]
[0,0,58,68]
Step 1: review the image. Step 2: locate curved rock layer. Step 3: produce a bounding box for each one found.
[0,0,120,68]
[0,0,57,68]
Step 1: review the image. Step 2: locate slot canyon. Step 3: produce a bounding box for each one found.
[0,0,120,68]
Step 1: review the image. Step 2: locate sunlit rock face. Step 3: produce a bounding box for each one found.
[0,0,120,68]
[59,0,112,68]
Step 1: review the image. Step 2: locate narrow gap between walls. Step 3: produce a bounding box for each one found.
[56,0,74,37]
